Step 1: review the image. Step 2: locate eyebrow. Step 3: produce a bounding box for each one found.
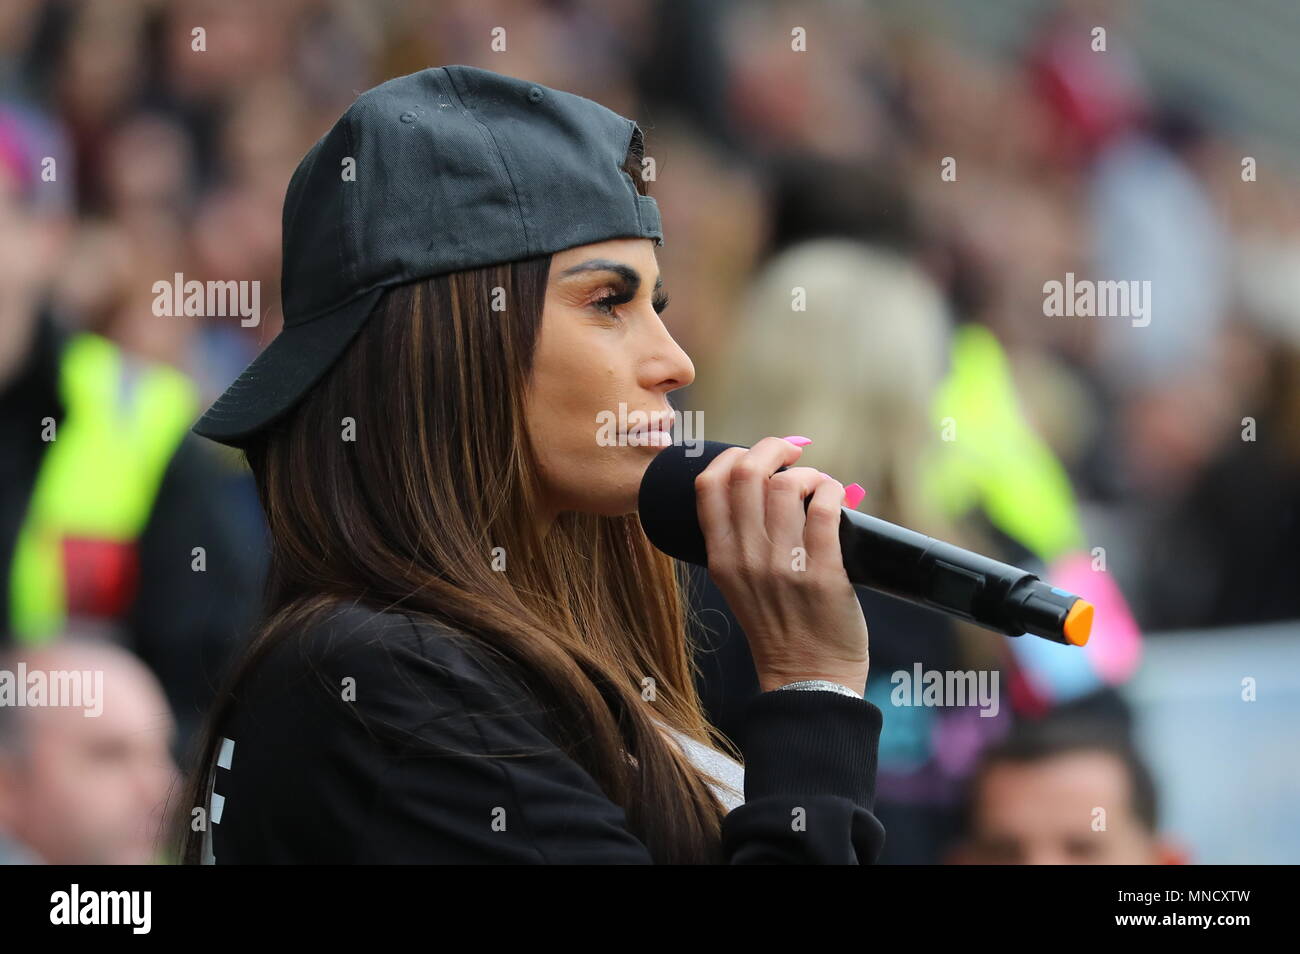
[558,258,664,292]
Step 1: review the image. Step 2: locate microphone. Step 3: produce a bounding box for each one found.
[638,440,1092,647]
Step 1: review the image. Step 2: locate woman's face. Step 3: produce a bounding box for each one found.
[527,237,694,524]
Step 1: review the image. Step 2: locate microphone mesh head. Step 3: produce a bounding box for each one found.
[637,440,742,567]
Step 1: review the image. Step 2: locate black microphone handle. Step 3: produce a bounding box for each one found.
[775,462,1086,646]
[833,506,1082,645]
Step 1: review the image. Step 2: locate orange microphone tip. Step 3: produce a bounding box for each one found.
[1064,598,1094,647]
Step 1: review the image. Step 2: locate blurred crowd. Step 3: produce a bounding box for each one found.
[1,0,1297,864]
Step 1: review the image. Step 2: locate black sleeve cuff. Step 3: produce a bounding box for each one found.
[738,689,883,809]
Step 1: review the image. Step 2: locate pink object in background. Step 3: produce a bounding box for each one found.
[1048,551,1143,685]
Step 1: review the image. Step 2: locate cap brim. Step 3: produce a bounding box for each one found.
[192,286,386,448]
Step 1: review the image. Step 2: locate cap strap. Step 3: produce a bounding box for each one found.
[637,194,664,246]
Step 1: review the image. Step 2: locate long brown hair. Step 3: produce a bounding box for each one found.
[173,149,733,865]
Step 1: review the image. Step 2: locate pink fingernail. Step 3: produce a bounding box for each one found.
[843,483,866,509]
[782,435,813,446]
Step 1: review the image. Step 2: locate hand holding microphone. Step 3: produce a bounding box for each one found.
[689,436,871,695]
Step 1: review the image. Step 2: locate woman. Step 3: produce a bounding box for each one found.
[174,65,884,864]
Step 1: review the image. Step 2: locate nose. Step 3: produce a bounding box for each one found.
[641,313,695,394]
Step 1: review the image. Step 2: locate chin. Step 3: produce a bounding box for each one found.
[589,488,643,518]
[563,479,644,519]
[550,451,654,519]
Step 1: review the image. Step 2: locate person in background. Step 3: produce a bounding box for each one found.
[689,236,1011,864]
[0,103,260,757]
[1135,239,1300,628]
[688,170,1142,858]
[949,715,1187,865]
[0,633,178,864]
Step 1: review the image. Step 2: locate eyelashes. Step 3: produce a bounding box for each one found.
[591,288,670,317]
[590,292,629,315]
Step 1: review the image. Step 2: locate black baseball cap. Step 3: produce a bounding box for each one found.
[193,65,664,448]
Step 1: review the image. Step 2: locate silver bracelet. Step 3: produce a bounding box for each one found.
[774,679,863,699]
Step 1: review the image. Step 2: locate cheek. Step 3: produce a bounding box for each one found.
[528,325,642,509]
[532,340,601,452]
[532,310,620,437]
[532,357,621,478]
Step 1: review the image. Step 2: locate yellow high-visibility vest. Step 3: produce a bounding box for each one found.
[9,333,197,641]
[923,323,1085,564]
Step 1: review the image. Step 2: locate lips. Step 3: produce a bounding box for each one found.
[620,413,675,444]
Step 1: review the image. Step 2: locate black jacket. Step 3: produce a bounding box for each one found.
[205,603,886,863]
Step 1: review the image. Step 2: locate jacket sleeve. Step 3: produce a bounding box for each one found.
[269,609,886,864]
[721,689,886,863]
